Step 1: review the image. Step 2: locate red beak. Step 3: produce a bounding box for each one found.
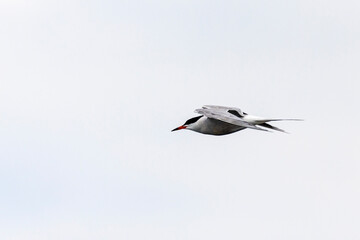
[171,125,186,131]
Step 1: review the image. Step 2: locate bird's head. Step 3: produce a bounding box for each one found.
[172,115,203,132]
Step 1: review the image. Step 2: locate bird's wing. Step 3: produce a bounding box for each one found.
[202,105,245,117]
[202,105,231,110]
[195,108,268,131]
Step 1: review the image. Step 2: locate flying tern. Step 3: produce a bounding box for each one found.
[172,105,301,135]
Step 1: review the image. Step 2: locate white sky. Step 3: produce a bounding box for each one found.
[1,0,359,239]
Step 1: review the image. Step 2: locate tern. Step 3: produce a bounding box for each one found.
[172,105,301,135]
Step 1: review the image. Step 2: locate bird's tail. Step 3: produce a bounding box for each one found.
[257,119,303,133]
[257,122,288,133]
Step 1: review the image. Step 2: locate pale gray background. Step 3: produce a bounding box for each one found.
[1,0,359,239]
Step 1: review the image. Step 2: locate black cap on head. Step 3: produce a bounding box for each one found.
[184,115,202,125]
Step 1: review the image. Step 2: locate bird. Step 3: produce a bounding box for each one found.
[172,105,302,135]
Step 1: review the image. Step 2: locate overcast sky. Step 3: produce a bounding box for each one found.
[1,0,359,239]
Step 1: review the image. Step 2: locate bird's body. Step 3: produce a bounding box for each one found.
[172,105,301,135]
[184,116,245,135]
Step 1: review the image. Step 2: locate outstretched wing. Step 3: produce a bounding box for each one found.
[202,105,245,117]
[195,108,268,131]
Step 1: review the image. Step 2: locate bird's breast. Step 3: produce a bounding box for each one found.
[194,117,245,135]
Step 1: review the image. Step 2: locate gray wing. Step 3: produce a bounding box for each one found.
[195,108,268,131]
[202,105,245,117]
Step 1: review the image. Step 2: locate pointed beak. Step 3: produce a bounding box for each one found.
[171,125,186,132]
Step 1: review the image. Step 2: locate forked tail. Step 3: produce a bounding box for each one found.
[257,119,303,133]
[258,123,288,133]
